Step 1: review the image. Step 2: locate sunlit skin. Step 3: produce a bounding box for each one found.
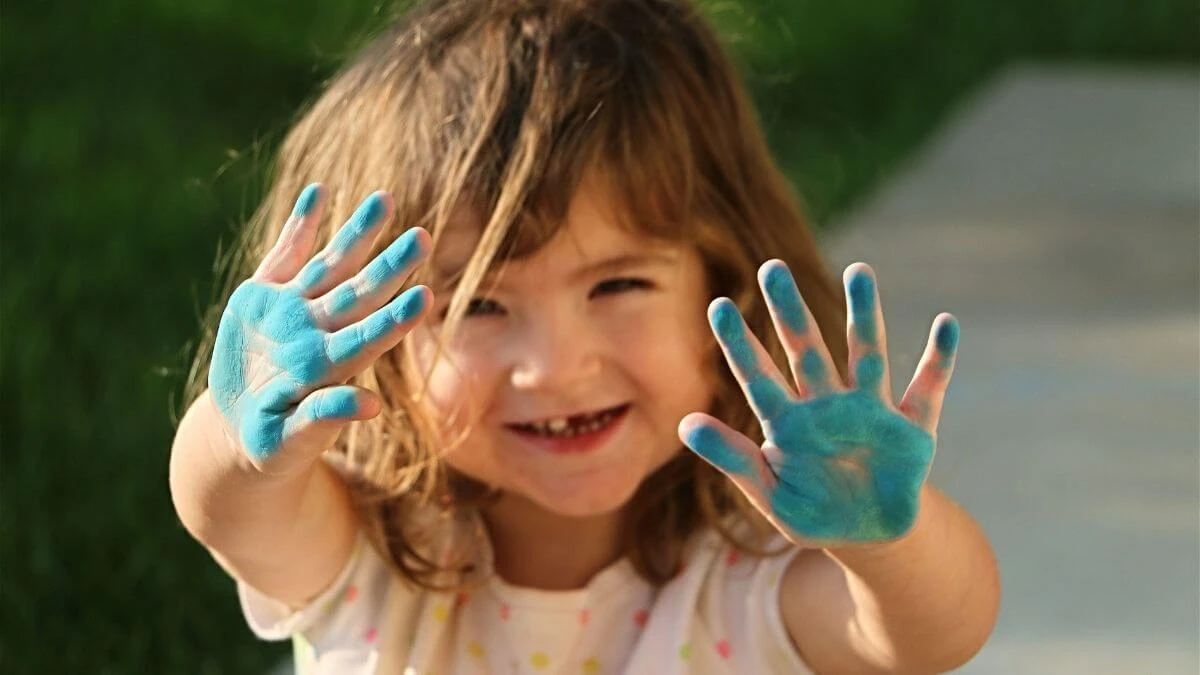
[209,182,959,563]
[404,184,715,521]
[679,259,960,547]
[208,185,433,475]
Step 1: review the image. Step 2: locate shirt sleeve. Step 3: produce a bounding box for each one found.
[710,536,812,673]
[742,543,810,672]
[236,533,391,644]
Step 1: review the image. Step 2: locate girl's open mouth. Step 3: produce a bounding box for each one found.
[505,404,630,454]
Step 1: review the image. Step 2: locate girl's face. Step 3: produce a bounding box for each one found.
[406,183,715,518]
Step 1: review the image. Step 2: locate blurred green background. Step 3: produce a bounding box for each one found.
[2,0,1196,671]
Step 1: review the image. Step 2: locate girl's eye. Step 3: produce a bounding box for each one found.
[465,297,504,316]
[590,277,654,298]
[436,297,505,321]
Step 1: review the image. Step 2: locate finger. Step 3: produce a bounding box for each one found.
[679,412,777,512]
[709,298,794,421]
[898,313,960,433]
[325,285,430,366]
[315,227,431,331]
[283,385,381,438]
[243,385,383,475]
[255,183,324,283]
[844,263,892,402]
[758,260,843,399]
[293,191,391,297]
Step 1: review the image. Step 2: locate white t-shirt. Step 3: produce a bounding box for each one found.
[238,519,811,674]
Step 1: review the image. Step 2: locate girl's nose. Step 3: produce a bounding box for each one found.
[509,314,602,391]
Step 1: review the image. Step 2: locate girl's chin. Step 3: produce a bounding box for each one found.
[522,478,641,518]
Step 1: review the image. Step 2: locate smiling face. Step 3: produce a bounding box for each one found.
[403,182,716,518]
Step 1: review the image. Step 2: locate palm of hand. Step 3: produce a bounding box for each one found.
[210,283,334,460]
[207,188,430,466]
[681,261,957,547]
[760,389,934,543]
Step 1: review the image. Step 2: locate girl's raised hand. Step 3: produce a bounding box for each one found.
[208,185,432,477]
[679,262,959,547]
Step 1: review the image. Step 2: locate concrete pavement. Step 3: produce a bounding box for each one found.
[823,65,1200,673]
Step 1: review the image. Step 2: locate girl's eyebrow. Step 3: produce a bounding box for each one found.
[433,251,678,292]
[570,251,678,283]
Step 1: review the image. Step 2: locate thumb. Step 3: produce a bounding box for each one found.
[678,412,776,511]
[275,385,381,464]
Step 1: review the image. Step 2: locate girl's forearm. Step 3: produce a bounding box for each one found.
[168,390,359,607]
[829,484,1000,672]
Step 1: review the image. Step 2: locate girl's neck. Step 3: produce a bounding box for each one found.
[480,493,624,591]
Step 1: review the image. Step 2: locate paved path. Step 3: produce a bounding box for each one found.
[823,65,1199,673]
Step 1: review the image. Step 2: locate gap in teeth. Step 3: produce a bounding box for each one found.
[526,408,620,437]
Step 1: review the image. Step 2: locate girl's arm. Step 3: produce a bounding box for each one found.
[170,187,433,608]
[779,484,1000,674]
[679,261,1000,673]
[169,390,359,607]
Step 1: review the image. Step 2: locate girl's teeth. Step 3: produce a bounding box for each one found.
[524,408,621,438]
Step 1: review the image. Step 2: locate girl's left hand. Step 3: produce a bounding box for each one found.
[679,261,960,548]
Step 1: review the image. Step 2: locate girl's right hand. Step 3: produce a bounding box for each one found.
[208,185,432,477]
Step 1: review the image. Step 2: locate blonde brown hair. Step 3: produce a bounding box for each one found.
[188,0,848,589]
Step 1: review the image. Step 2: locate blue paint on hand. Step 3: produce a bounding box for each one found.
[297,259,328,291]
[292,183,320,218]
[762,262,808,333]
[760,389,933,541]
[305,387,359,421]
[209,280,423,461]
[329,192,386,254]
[801,348,827,387]
[325,227,425,318]
[695,265,942,545]
[326,286,425,364]
[683,425,753,476]
[855,352,885,391]
[710,298,788,419]
[848,271,877,343]
[936,318,960,357]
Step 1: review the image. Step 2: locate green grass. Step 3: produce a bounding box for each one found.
[2,1,1196,671]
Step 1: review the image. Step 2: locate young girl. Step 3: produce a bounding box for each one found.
[170,0,1000,672]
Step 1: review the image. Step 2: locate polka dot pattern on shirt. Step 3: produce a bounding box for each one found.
[715,639,732,659]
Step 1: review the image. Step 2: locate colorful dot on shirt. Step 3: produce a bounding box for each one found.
[531,651,550,668]
[679,643,692,660]
[363,627,378,644]
[455,591,470,607]
[467,642,485,659]
[581,657,601,674]
[633,609,649,627]
[433,603,450,622]
[579,609,590,626]
[500,603,512,620]
[344,585,358,603]
[726,549,741,566]
[716,639,732,659]
[294,635,316,667]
